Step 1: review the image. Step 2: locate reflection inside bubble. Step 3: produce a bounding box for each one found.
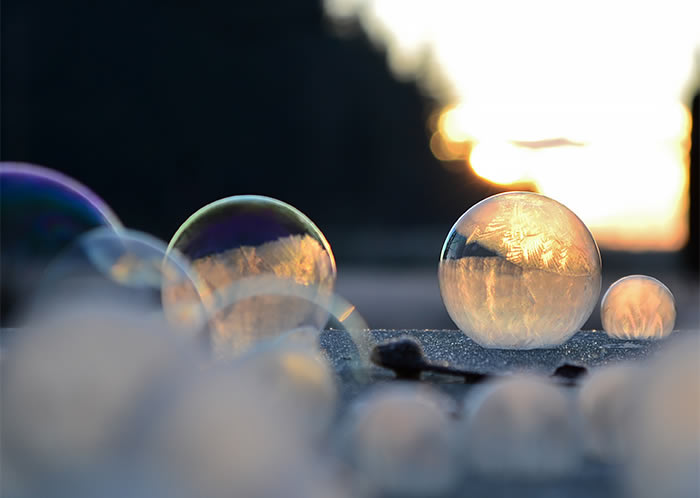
[439,192,601,349]
[166,195,336,357]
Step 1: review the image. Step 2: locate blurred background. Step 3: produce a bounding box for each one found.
[2,0,698,330]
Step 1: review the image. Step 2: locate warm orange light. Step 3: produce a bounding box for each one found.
[323,0,698,251]
[436,103,691,251]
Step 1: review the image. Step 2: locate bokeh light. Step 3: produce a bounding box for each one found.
[324,0,699,251]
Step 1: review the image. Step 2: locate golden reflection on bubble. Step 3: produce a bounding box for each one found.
[439,192,601,349]
[601,275,676,340]
[188,234,334,357]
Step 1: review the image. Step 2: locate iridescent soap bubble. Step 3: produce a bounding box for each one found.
[601,275,676,340]
[439,192,602,349]
[0,162,121,324]
[166,195,336,357]
[32,227,206,341]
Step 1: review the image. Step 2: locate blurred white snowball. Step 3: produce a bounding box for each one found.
[577,362,643,462]
[339,383,457,496]
[459,374,581,477]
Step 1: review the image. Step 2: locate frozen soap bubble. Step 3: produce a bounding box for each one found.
[338,384,457,496]
[166,195,336,357]
[601,275,676,340]
[0,162,121,324]
[459,375,581,477]
[439,191,601,349]
[30,227,206,341]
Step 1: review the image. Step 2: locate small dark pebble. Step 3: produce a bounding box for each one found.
[552,363,589,380]
[371,337,492,384]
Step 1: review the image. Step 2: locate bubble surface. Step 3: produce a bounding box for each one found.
[32,227,206,340]
[0,163,121,323]
[601,275,676,340]
[167,195,336,357]
[439,192,601,349]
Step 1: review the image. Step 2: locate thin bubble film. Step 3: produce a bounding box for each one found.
[212,276,374,379]
[439,192,602,349]
[32,227,206,341]
[167,195,336,357]
[601,275,676,340]
[0,163,121,323]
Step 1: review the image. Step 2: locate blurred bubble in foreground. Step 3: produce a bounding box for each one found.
[0,162,121,324]
[0,303,187,496]
[623,335,700,498]
[601,275,677,340]
[459,375,581,477]
[231,345,338,441]
[147,362,335,498]
[167,195,336,357]
[31,226,206,341]
[577,363,644,462]
[339,384,457,496]
[439,192,602,348]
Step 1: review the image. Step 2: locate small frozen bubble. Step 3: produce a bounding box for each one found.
[601,275,676,340]
[439,192,601,349]
[622,335,700,498]
[0,162,121,324]
[0,303,186,482]
[339,384,457,496]
[166,195,336,357]
[460,375,581,477]
[577,363,643,462]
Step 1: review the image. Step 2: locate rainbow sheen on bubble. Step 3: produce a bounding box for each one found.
[601,275,676,340]
[439,192,602,349]
[166,195,336,357]
[33,227,206,341]
[0,163,121,324]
